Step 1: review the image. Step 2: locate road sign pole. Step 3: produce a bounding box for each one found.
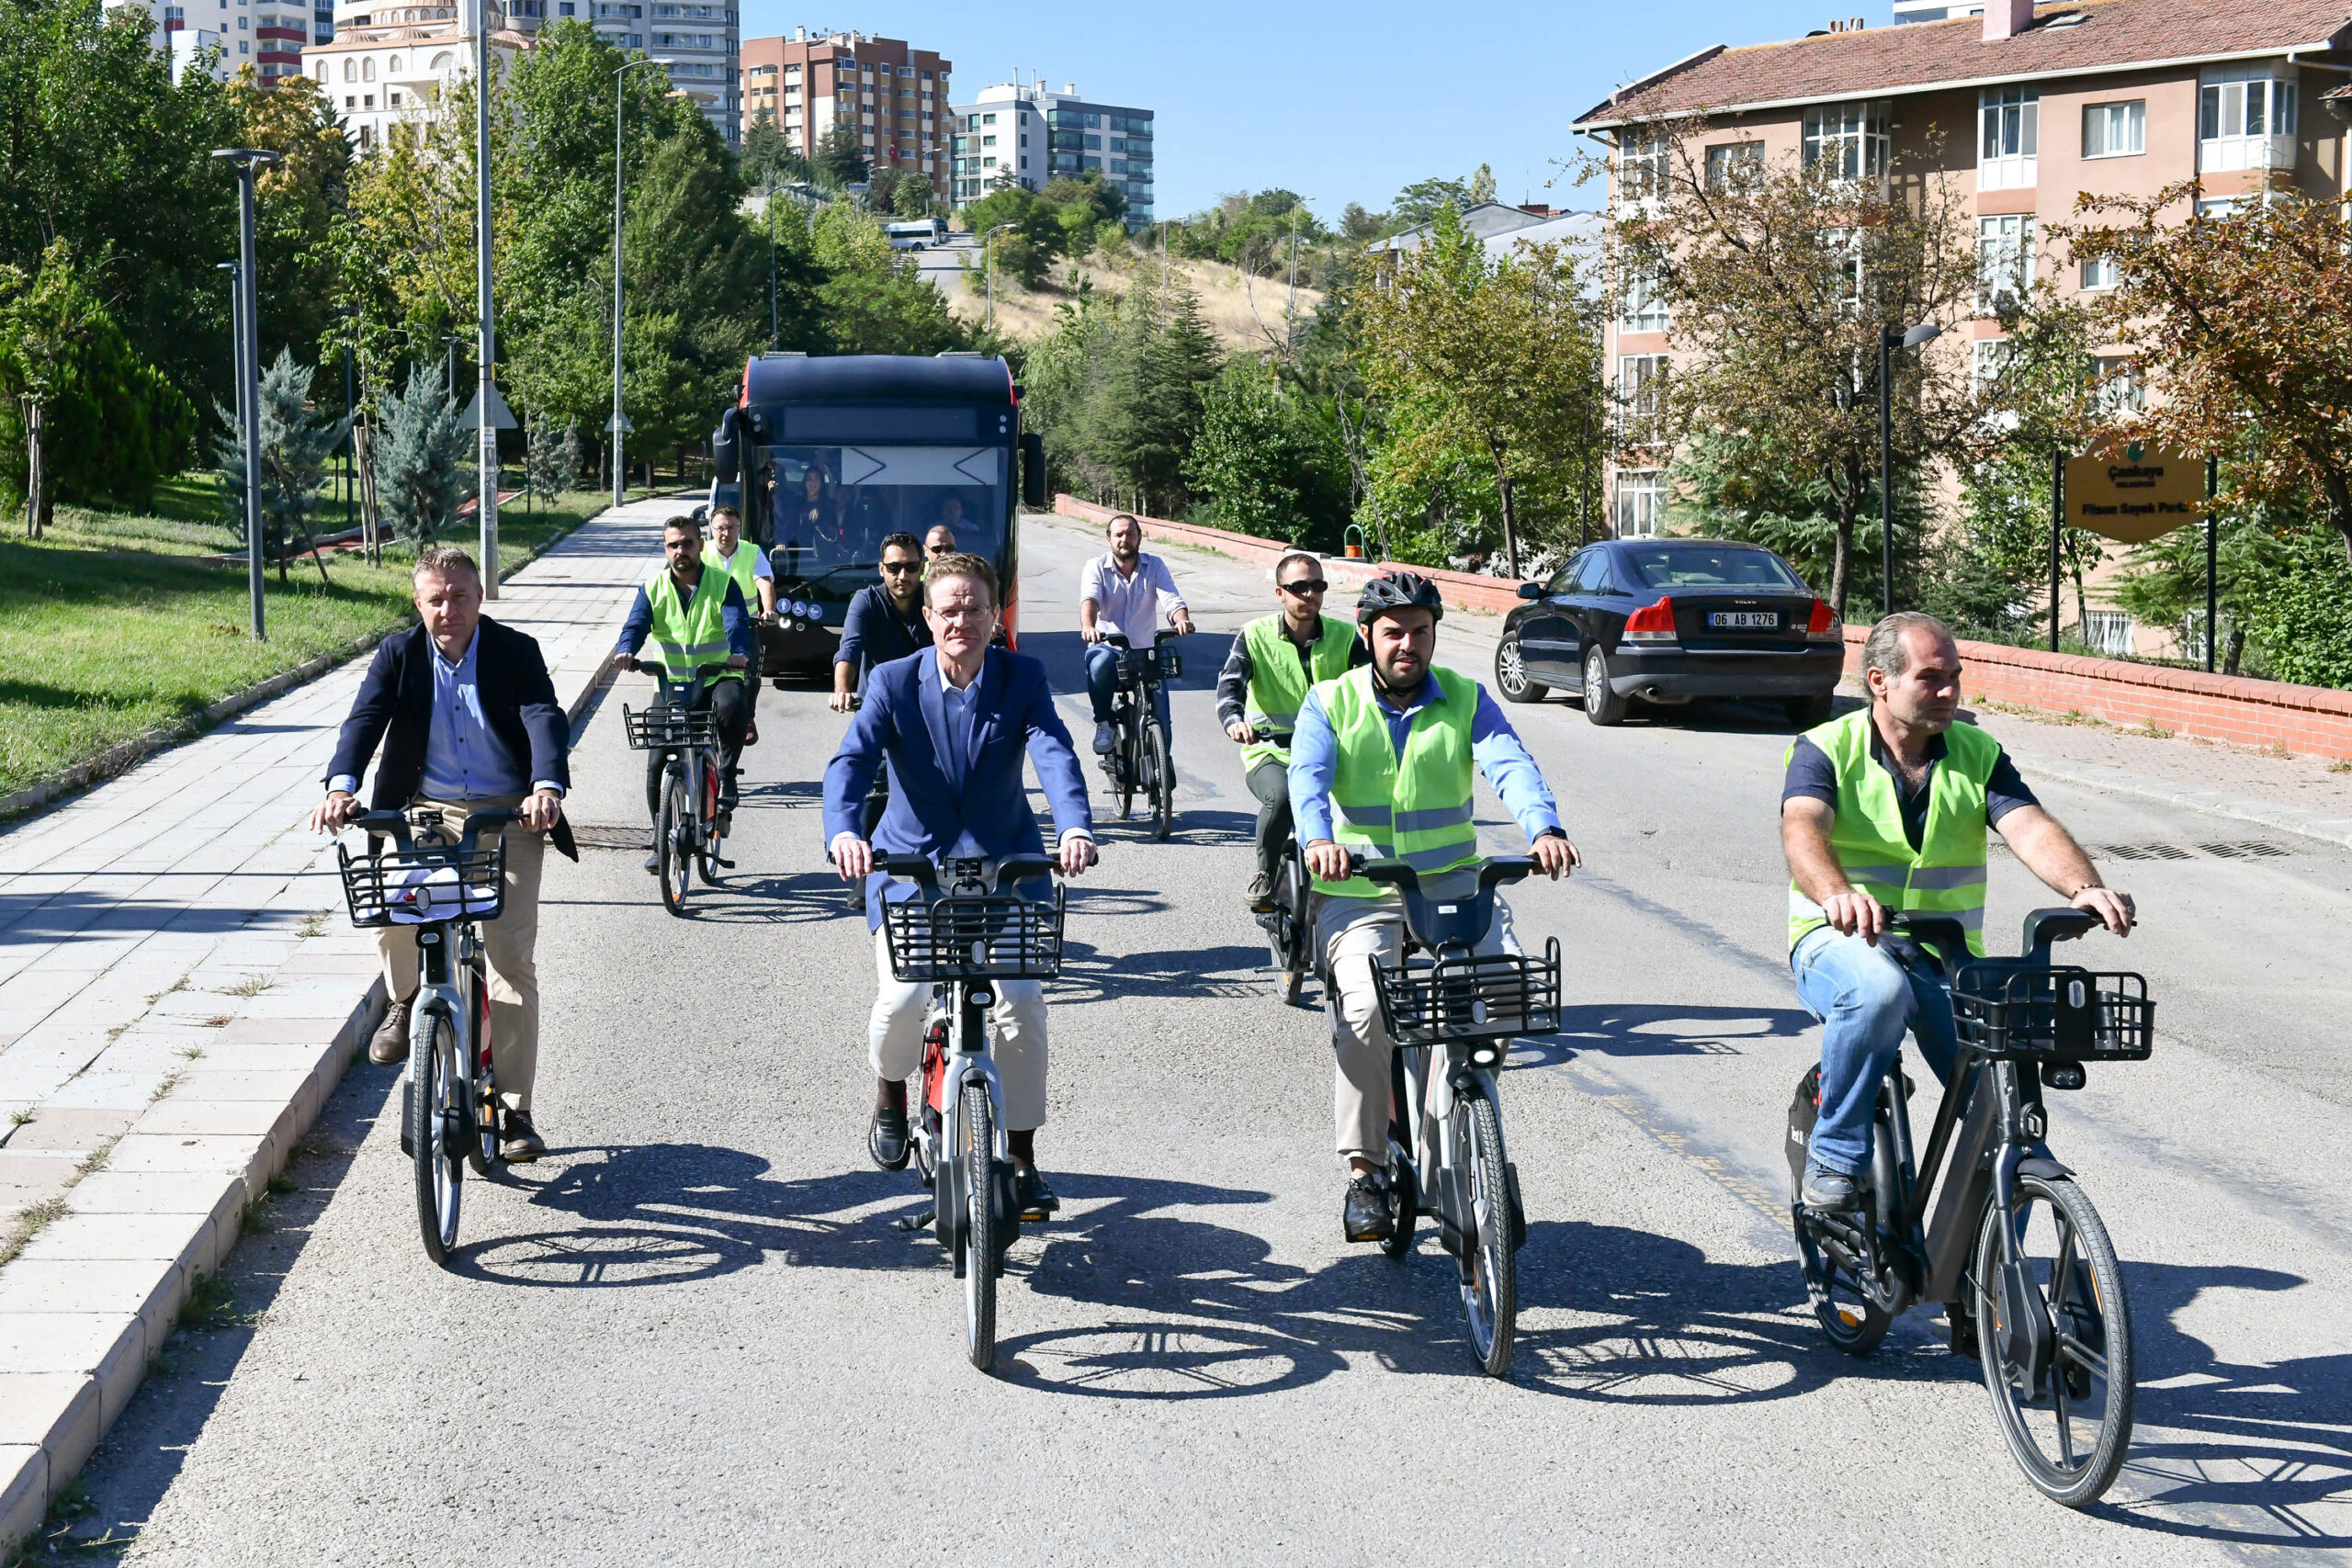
[2205,455,2219,674]
[2050,447,2064,655]
[476,0,500,598]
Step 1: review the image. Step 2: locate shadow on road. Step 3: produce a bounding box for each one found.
[1553,1001,1817,1058]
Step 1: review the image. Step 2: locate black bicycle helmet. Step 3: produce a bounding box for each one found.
[1355,570,1446,625]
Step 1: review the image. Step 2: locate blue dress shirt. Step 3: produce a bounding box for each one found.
[1289,670,1563,846]
[329,629,561,801]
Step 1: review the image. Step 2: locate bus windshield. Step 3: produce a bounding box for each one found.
[763,443,1006,591]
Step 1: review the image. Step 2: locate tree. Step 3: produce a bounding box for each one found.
[229,68,351,368]
[0,239,196,531]
[526,411,581,497]
[813,121,869,187]
[1020,280,1220,515]
[1386,175,1476,232]
[1347,204,1606,577]
[1339,202,1383,243]
[212,346,348,580]
[1611,125,1983,615]
[373,367,461,543]
[1467,164,1497,205]
[1184,355,1346,539]
[2061,186,2352,571]
[741,107,810,190]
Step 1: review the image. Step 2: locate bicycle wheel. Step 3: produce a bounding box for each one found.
[1272,858,1309,1006]
[1114,717,1136,822]
[410,1008,463,1266]
[465,962,498,1177]
[696,749,725,885]
[1973,1173,2135,1506]
[1144,719,1172,841]
[1380,1048,1419,1261]
[1453,1087,1517,1377]
[656,766,692,916]
[957,1081,998,1371]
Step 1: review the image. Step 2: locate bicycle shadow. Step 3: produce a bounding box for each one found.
[1052,938,1272,1002]
[1554,1002,1817,1058]
[2083,1260,2352,1546]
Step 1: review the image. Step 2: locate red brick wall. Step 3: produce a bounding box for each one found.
[1840,627,2352,763]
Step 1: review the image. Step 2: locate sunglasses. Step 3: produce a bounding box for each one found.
[927,545,954,557]
[1280,579,1329,595]
[882,561,921,574]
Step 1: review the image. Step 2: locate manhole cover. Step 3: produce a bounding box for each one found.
[568,821,651,852]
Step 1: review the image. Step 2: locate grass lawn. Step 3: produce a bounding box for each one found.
[0,479,643,802]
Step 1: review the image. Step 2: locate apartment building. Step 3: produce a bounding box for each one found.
[949,79,1154,227]
[1574,0,2352,555]
[107,0,325,82]
[739,30,951,192]
[301,7,526,150]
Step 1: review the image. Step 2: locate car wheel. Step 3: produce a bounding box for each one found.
[1583,646,1629,727]
[1785,692,1835,728]
[1495,635,1548,704]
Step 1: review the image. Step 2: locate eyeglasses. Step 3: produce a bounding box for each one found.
[927,545,954,557]
[881,561,921,574]
[1280,580,1329,595]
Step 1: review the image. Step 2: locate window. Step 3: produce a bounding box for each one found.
[1977,85,2038,189]
[2080,610,2133,657]
[2092,355,2143,414]
[980,134,994,146]
[1620,265,1668,333]
[2200,66,2298,172]
[1612,470,1664,538]
[2082,99,2144,158]
[982,112,996,124]
[1976,214,2034,314]
[1618,128,1670,201]
[2081,254,2120,289]
[343,56,354,79]
[1973,338,2013,389]
[359,53,371,77]
[1572,549,1613,594]
[1704,141,1761,190]
[1618,354,1667,445]
[1803,100,1888,181]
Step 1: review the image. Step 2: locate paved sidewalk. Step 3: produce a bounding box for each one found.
[0,498,671,1547]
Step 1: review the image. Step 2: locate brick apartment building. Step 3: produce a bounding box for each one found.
[1574,0,2352,653]
[740,30,951,195]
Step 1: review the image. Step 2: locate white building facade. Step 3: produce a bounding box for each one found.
[302,15,524,152]
[107,0,325,83]
[949,79,1153,226]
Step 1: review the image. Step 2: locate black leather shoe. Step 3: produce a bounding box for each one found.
[869,1105,910,1170]
[1343,1174,1393,1243]
[368,1000,412,1066]
[500,1109,546,1162]
[1014,1164,1058,1220]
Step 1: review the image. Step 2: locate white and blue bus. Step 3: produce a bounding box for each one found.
[709,353,1046,678]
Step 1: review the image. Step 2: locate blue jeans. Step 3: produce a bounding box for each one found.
[1084,644,1170,737]
[1791,927,1961,1178]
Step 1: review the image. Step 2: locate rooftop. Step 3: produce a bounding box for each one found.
[1574,0,2352,129]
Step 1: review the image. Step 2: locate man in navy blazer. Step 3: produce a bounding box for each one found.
[824,552,1096,1217]
[311,545,576,1161]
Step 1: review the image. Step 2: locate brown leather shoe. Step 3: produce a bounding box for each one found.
[368,1000,412,1066]
[500,1109,546,1163]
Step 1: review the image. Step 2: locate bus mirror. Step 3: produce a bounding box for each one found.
[712,410,741,484]
[1020,430,1046,510]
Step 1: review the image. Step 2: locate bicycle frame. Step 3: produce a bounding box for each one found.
[926,976,1011,1265]
[649,668,726,843]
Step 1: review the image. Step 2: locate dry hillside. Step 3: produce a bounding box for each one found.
[942,251,1324,352]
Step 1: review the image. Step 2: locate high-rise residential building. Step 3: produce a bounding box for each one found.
[739,30,951,192]
[107,0,324,83]
[948,79,1153,227]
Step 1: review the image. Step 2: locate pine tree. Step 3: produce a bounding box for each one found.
[373,367,462,544]
[213,349,351,579]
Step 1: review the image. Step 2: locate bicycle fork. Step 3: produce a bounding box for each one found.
[396,927,470,1158]
[933,981,1017,1276]
[1399,1047,1511,1280]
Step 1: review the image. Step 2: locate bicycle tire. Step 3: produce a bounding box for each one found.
[1145,720,1172,840]
[657,766,691,916]
[1114,716,1136,822]
[410,1009,462,1267]
[958,1082,998,1372]
[1454,1088,1517,1377]
[1276,858,1309,1006]
[1973,1173,2135,1507]
[1381,1048,1419,1261]
[696,747,724,885]
[465,962,497,1178]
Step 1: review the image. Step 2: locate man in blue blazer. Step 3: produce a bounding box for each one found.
[824,552,1097,1217]
[310,545,576,1161]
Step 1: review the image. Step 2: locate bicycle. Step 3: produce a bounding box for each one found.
[1100,630,1181,841]
[335,807,516,1268]
[623,661,737,916]
[872,852,1067,1373]
[1255,824,1312,1006]
[1347,852,1562,1378]
[1786,908,2152,1506]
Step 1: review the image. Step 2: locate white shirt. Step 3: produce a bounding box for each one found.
[1080,551,1186,647]
[709,541,773,580]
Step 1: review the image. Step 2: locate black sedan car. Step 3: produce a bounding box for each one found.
[1493,538,1845,727]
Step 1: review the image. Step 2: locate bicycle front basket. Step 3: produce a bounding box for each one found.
[1951,964,2153,1063]
[1153,642,1182,680]
[881,889,1065,983]
[1371,935,1562,1046]
[336,836,507,929]
[623,702,718,751]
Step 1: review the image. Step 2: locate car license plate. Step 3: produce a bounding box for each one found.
[1708,611,1780,629]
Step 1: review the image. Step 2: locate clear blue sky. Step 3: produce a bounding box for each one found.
[738,0,1867,220]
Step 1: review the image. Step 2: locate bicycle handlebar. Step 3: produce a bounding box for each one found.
[347,806,519,857]
[874,852,1059,897]
[1343,851,1533,952]
[1889,906,2105,968]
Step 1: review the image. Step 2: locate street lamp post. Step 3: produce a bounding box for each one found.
[212,148,280,642]
[611,56,673,507]
[979,222,1015,332]
[1879,321,1941,617]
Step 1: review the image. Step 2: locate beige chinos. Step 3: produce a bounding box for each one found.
[867,930,1050,1131]
[376,794,548,1112]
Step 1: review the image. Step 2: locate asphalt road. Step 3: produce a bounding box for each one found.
[65,516,2352,1563]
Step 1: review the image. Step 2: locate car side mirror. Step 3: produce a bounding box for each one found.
[1517,581,1543,601]
[1020,429,1046,509]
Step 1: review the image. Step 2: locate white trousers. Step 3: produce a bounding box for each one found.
[1316,881,1519,1162]
[867,930,1050,1130]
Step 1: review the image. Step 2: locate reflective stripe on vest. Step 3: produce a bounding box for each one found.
[1786,708,1997,955]
[1312,665,1482,898]
[643,563,735,677]
[1240,613,1357,773]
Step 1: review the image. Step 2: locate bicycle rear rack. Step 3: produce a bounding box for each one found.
[882,890,1067,982]
[1373,936,1562,1046]
[337,838,507,928]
